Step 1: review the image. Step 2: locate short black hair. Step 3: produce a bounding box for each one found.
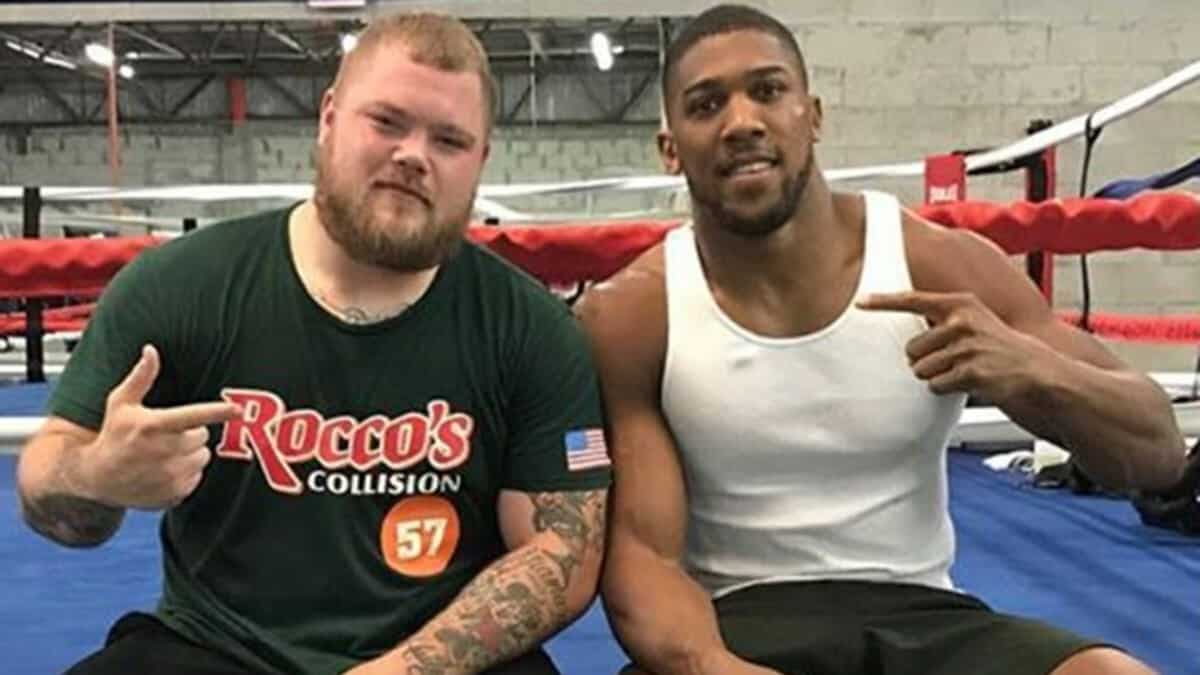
[661,4,808,102]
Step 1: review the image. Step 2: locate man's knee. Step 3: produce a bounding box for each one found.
[1051,647,1157,675]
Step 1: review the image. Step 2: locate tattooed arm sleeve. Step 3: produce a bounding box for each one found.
[17,419,125,548]
[387,488,607,675]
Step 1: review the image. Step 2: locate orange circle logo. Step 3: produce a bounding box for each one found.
[379,496,461,577]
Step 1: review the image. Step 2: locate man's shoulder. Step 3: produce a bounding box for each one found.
[901,207,1018,295]
[575,242,668,384]
[459,240,573,319]
[113,207,287,303]
[577,242,667,323]
[144,207,286,266]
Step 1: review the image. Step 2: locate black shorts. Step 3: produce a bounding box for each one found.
[713,580,1107,675]
[65,612,560,675]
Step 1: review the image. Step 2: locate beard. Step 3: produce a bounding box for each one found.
[313,145,472,272]
[690,151,815,239]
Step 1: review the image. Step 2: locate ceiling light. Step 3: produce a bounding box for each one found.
[84,42,115,67]
[5,39,77,70]
[590,32,613,71]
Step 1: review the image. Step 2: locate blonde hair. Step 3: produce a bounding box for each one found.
[332,12,496,133]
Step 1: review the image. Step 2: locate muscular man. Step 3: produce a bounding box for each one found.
[579,5,1185,675]
[18,12,608,675]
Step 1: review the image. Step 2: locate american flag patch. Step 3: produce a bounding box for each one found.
[564,428,610,471]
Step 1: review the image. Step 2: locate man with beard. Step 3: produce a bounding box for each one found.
[16,12,608,675]
[577,5,1184,675]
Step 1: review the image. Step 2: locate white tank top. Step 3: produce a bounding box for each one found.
[662,190,966,598]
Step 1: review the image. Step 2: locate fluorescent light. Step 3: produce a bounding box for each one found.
[590,32,613,71]
[5,39,36,58]
[340,32,358,54]
[124,51,139,60]
[45,55,77,71]
[118,64,135,79]
[85,42,114,67]
[6,39,76,70]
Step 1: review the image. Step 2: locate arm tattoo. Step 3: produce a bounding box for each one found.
[20,492,123,548]
[398,643,455,675]
[401,548,566,674]
[529,490,607,585]
[399,490,606,674]
[530,490,606,550]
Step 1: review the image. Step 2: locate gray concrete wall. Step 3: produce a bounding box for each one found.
[3,2,1199,370]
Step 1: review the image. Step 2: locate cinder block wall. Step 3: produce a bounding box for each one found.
[4,1,1199,370]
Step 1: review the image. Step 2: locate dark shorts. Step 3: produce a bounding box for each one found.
[713,580,1107,675]
[65,612,560,675]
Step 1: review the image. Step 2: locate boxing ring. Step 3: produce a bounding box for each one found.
[2,66,1200,674]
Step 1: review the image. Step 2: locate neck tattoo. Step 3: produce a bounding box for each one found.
[316,290,412,325]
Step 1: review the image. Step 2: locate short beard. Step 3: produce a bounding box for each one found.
[692,152,814,239]
[313,148,470,272]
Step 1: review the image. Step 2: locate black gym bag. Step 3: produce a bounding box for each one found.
[1131,438,1200,535]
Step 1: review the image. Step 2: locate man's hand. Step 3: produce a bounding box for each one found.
[81,344,242,509]
[857,290,1056,404]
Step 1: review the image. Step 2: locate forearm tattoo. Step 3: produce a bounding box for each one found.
[400,490,607,674]
[21,492,123,548]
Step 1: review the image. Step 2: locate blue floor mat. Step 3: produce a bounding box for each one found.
[2,382,1196,674]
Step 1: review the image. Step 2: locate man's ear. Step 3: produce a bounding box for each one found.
[810,94,823,144]
[317,88,336,148]
[657,130,682,175]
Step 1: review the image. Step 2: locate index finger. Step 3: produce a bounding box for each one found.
[148,401,242,433]
[855,291,955,319]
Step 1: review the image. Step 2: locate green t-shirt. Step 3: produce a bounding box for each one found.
[48,207,611,674]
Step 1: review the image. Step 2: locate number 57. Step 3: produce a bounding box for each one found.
[394,518,448,560]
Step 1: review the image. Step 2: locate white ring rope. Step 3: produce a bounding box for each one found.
[1,395,1198,449]
[2,62,1200,450]
[0,372,1195,449]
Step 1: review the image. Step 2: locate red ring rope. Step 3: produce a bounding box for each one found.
[2,191,1198,343]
